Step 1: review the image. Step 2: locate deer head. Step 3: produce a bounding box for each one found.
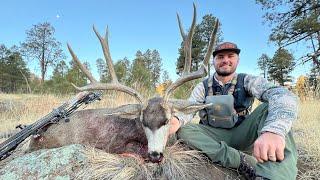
[67,3,219,163]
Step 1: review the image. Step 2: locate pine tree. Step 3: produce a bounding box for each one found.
[257,54,271,79]
[0,45,30,93]
[96,58,108,82]
[256,0,320,68]
[114,57,130,84]
[21,22,65,83]
[268,48,295,85]
[66,60,89,88]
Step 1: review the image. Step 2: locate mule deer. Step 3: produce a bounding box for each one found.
[12,4,219,163]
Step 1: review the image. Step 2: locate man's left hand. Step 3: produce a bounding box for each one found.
[169,116,181,135]
[253,132,285,163]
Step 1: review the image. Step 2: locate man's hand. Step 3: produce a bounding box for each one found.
[169,116,181,135]
[253,132,285,163]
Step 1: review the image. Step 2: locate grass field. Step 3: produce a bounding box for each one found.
[0,93,319,179]
[292,100,320,178]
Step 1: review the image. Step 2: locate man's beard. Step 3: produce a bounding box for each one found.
[216,69,235,77]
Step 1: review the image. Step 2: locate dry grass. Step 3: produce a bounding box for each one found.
[0,93,62,131]
[1,93,320,179]
[0,92,138,132]
[293,100,320,179]
[79,141,222,180]
[294,100,320,158]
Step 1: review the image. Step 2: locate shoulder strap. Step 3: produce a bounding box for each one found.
[238,73,247,81]
[228,75,238,95]
[236,73,252,114]
[208,75,214,96]
[204,73,247,96]
[236,73,247,88]
[203,75,215,97]
[228,73,248,95]
[203,78,209,97]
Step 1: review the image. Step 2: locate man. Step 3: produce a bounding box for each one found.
[169,42,298,180]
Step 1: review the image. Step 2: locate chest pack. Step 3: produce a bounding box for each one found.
[199,73,253,128]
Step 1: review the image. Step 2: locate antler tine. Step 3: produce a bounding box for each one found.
[67,44,98,90]
[93,25,118,83]
[163,5,220,103]
[177,3,197,75]
[67,27,144,103]
[203,19,219,67]
[176,13,185,41]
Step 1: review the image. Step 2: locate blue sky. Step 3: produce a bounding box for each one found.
[0,0,311,82]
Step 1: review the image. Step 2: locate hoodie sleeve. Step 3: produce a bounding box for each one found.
[244,74,298,137]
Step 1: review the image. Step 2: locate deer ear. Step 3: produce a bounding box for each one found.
[104,104,142,119]
[168,99,212,114]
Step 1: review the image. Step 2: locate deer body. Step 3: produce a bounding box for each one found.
[29,106,148,156]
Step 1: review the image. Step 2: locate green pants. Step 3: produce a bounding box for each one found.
[177,103,298,180]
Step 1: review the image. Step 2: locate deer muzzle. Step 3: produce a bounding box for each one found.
[148,151,164,163]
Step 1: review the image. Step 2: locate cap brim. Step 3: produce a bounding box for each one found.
[212,49,241,57]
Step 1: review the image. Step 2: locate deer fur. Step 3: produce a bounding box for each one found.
[28,97,210,163]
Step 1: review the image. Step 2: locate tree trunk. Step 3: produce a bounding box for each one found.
[40,60,45,83]
[312,0,320,66]
[40,30,46,83]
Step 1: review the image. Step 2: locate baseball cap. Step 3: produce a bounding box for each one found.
[212,42,241,57]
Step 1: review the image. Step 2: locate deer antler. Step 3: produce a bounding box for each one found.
[163,3,219,103]
[67,26,144,103]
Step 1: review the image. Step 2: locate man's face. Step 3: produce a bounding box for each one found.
[213,51,239,76]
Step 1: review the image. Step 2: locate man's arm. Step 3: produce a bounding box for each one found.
[169,81,206,134]
[244,74,298,162]
[244,74,298,137]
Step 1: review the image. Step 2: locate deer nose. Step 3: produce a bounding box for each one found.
[148,151,163,163]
